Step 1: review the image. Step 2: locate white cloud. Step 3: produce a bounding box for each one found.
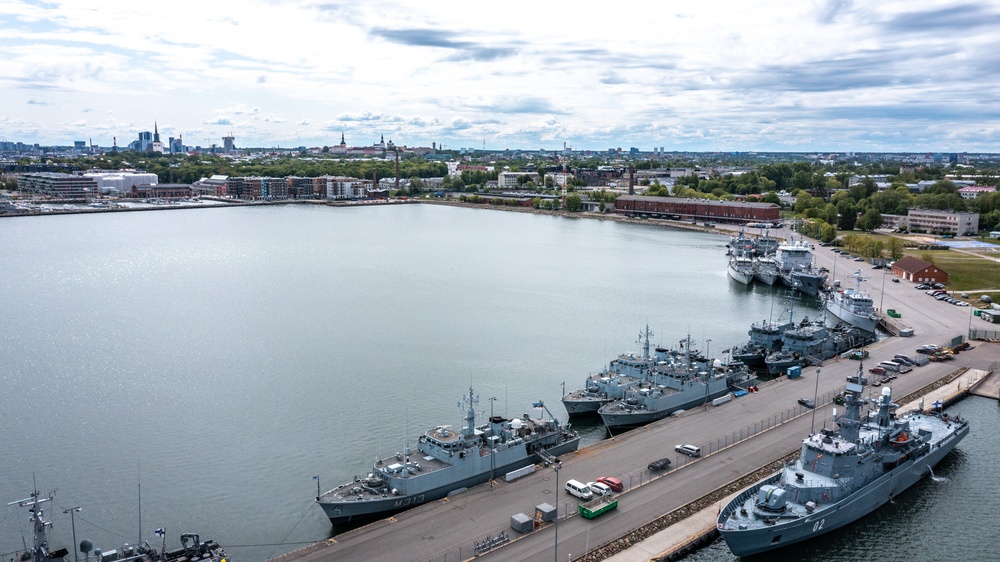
[2,0,1000,150]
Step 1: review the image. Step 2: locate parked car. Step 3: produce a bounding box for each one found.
[847,374,869,385]
[854,257,864,262]
[915,284,931,290]
[596,476,623,492]
[869,366,886,375]
[648,457,672,470]
[798,398,815,409]
[892,278,900,283]
[675,444,702,457]
[917,344,940,354]
[587,481,613,496]
[932,282,945,289]
[893,355,915,366]
[873,264,884,269]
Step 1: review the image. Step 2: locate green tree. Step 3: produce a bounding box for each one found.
[565,194,582,211]
[856,208,883,231]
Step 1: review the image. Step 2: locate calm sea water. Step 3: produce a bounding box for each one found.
[0,204,990,562]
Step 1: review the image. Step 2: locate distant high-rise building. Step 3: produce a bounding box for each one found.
[74,141,86,149]
[223,134,235,153]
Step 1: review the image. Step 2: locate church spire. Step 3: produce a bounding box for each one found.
[340,132,346,147]
[154,121,160,143]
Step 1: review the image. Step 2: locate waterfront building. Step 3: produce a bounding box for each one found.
[83,172,159,196]
[17,172,97,200]
[131,183,192,199]
[613,195,780,223]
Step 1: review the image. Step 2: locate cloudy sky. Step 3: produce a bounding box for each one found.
[3,0,1000,152]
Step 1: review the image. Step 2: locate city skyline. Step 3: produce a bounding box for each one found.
[3,1,1000,152]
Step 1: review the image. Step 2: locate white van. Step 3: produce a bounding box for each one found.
[675,444,701,457]
[564,479,593,500]
[878,360,902,372]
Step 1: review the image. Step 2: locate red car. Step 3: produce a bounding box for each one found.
[596,476,623,492]
[869,366,886,375]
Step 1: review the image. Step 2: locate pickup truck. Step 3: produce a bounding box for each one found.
[578,496,618,519]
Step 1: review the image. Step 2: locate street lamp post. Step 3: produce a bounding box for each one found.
[553,463,561,562]
[810,368,821,433]
[489,397,497,489]
[879,266,887,312]
[63,507,81,562]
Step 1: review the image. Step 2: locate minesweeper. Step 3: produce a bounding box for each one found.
[561,325,659,416]
[316,387,580,525]
[717,379,969,556]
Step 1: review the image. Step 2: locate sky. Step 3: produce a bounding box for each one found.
[2,0,1000,153]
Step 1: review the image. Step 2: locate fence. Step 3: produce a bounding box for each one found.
[423,387,843,561]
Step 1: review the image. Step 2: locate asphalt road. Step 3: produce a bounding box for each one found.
[276,227,996,562]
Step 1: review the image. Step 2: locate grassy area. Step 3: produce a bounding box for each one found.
[834,229,1000,301]
[902,248,1000,301]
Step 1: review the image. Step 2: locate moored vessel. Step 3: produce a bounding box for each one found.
[316,387,580,525]
[727,250,755,285]
[825,273,878,333]
[562,325,659,416]
[717,380,969,556]
[598,336,757,431]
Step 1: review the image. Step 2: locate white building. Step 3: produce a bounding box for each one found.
[907,209,979,235]
[497,171,541,188]
[83,172,159,196]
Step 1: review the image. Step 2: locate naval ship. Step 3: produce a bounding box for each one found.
[727,249,755,285]
[561,325,660,416]
[316,387,580,524]
[775,240,825,296]
[10,488,227,562]
[764,315,872,375]
[598,336,757,431]
[825,273,879,333]
[717,378,969,556]
[730,311,794,369]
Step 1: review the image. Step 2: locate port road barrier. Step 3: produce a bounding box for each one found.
[421,388,842,562]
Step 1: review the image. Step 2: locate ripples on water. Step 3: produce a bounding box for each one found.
[1,205,990,562]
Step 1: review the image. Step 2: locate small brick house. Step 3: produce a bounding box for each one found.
[892,256,949,284]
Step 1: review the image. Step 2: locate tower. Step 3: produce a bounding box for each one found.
[150,122,164,153]
[340,132,346,147]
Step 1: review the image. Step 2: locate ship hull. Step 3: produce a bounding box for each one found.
[561,397,607,416]
[719,423,968,556]
[754,271,778,285]
[783,271,824,296]
[599,388,731,430]
[728,263,754,284]
[318,437,581,524]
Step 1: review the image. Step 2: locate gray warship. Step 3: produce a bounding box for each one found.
[775,240,825,296]
[561,325,661,416]
[598,336,757,431]
[764,315,872,375]
[717,379,969,556]
[316,387,580,525]
[10,488,227,562]
[731,307,795,369]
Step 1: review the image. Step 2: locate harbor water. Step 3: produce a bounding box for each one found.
[0,204,991,562]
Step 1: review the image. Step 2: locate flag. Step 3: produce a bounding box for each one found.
[312,475,319,480]
[532,401,543,408]
[155,528,165,538]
